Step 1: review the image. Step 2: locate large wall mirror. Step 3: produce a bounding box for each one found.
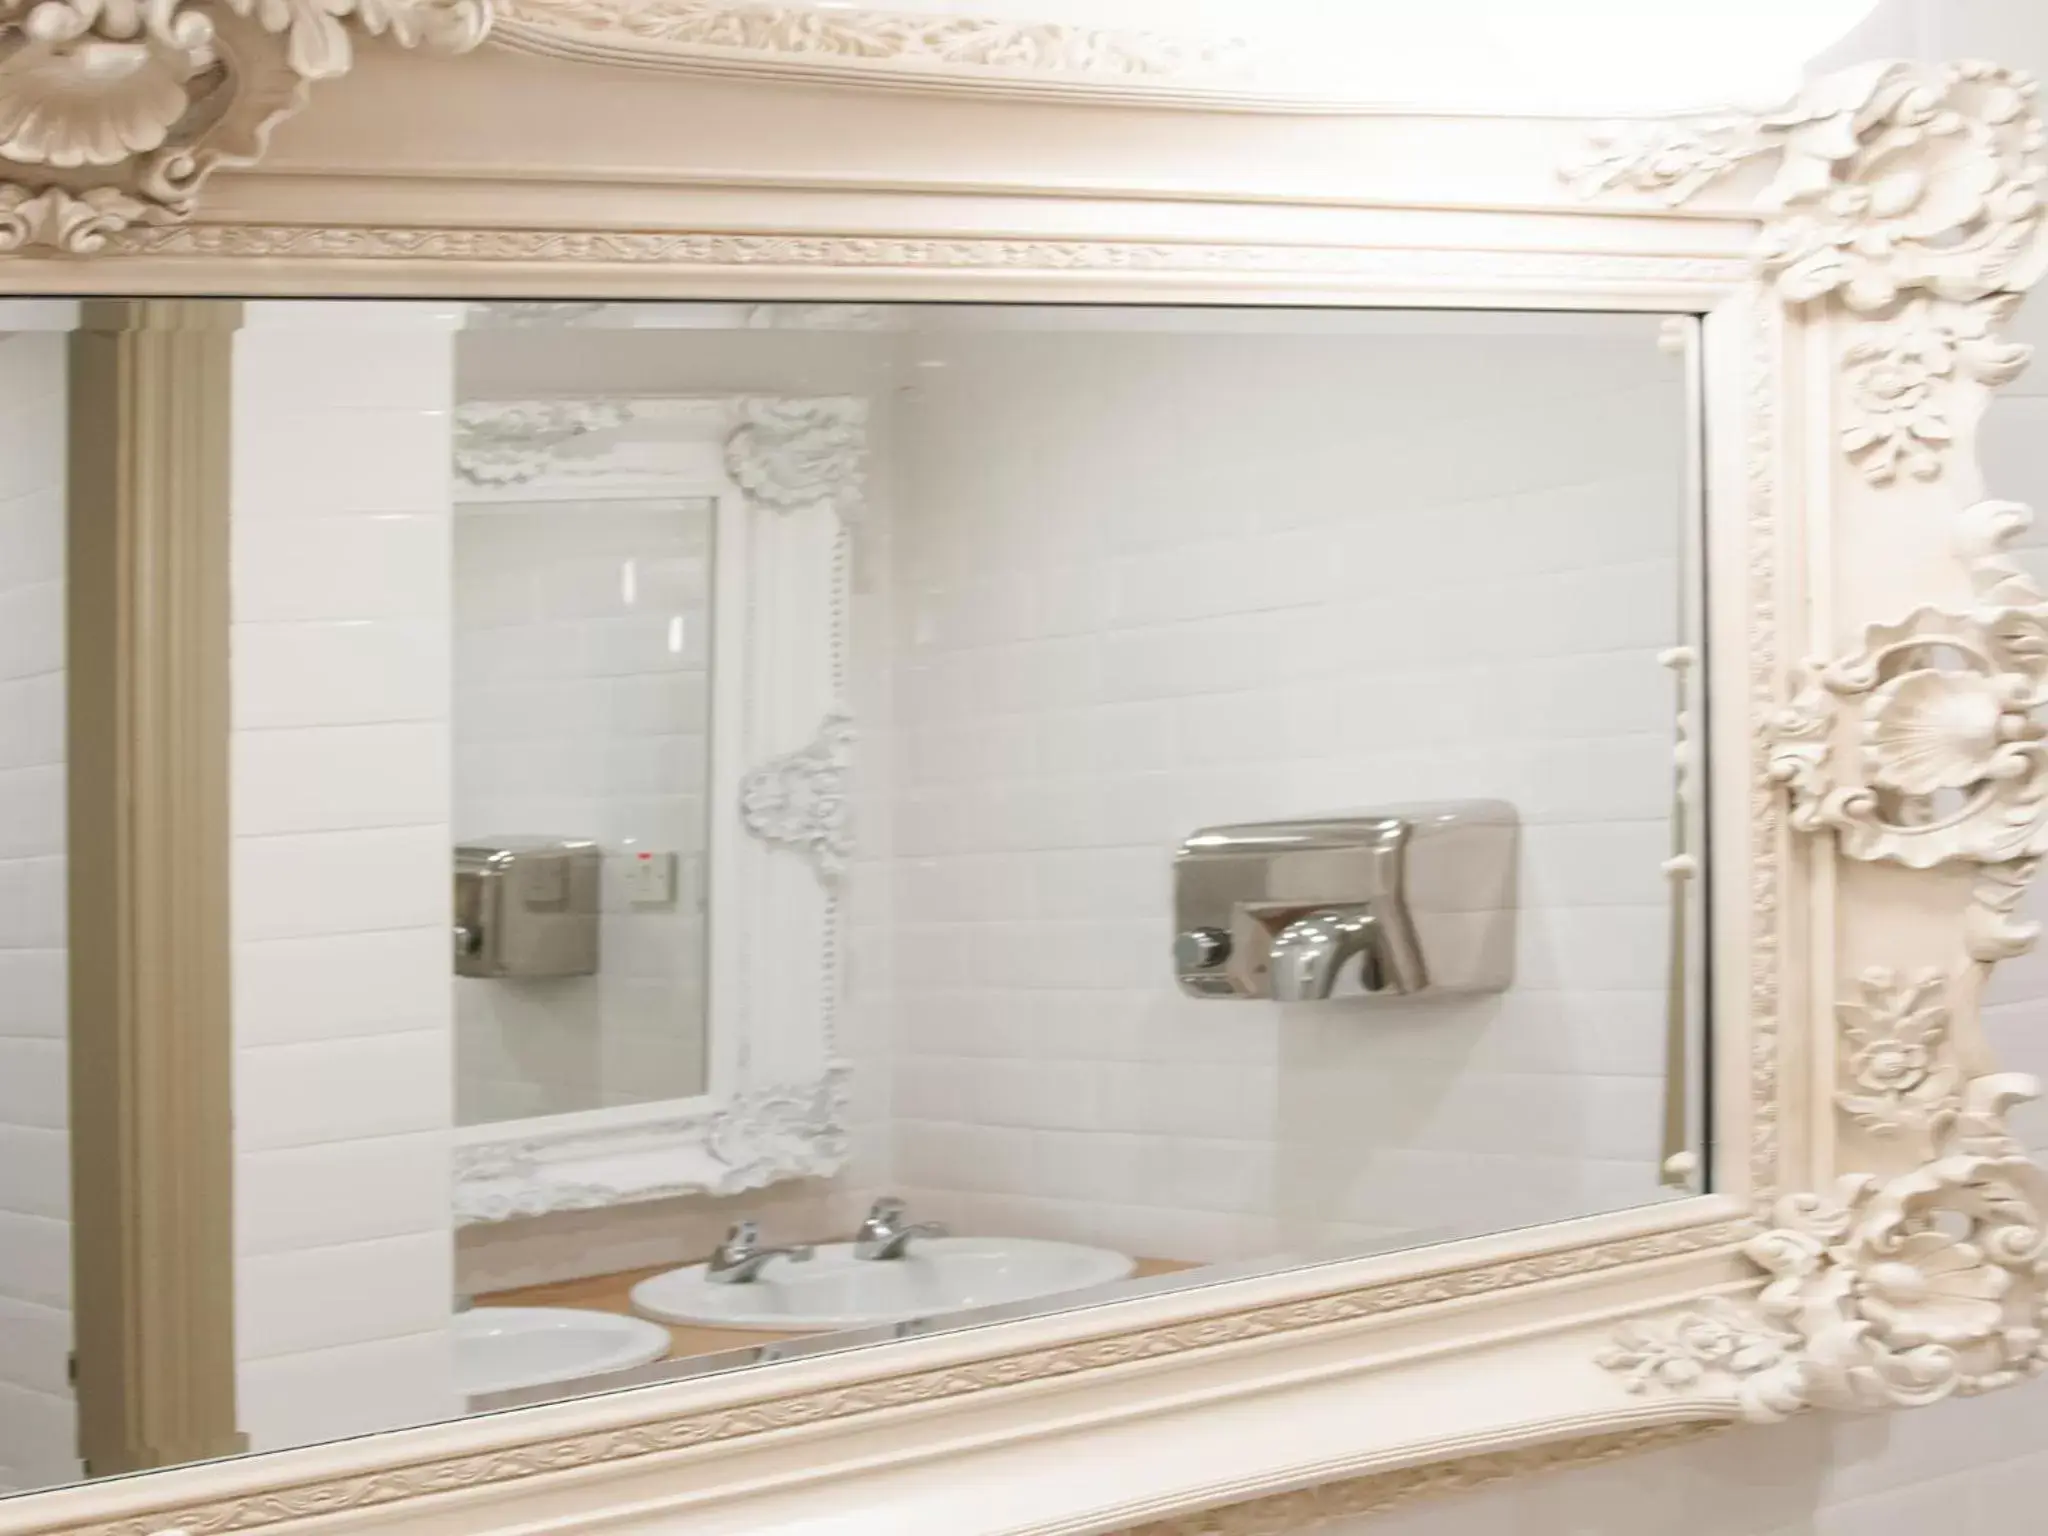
[1,20,2044,1536]
[1,295,1707,1486]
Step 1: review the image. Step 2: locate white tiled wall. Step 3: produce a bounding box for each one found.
[884,318,1696,1263]
[452,496,714,1123]
[0,306,75,1494]
[229,302,461,1453]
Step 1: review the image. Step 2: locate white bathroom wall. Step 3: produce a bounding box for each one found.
[228,302,461,1452]
[452,495,715,1124]
[884,314,1694,1264]
[0,304,76,1494]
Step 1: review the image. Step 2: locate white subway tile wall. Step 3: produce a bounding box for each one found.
[882,325,1698,1263]
[451,497,714,1123]
[228,302,462,1453]
[0,312,75,1494]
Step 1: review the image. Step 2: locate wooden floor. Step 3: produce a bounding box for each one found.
[480,1256,1196,1362]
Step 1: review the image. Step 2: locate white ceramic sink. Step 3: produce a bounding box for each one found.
[454,1306,671,1397]
[629,1237,1136,1332]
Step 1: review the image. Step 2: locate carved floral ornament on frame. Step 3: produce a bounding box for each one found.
[1571,60,2048,1424]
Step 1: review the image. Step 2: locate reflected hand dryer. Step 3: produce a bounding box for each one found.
[1172,803,1517,1002]
[454,837,602,979]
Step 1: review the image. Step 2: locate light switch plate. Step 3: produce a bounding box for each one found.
[624,849,679,906]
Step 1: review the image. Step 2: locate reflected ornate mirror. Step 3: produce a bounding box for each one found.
[0,5,2045,1536]
[447,387,855,1220]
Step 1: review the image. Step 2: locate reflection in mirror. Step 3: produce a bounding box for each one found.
[451,480,716,1124]
[0,298,1706,1495]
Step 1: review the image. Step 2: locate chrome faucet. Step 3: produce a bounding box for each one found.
[1268,907,1383,1002]
[853,1198,946,1260]
[703,1221,814,1284]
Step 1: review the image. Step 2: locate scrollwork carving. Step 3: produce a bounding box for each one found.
[0,0,491,253]
[1568,61,2048,312]
[1969,857,2043,961]
[739,712,852,881]
[452,397,635,486]
[1576,62,2048,1432]
[494,0,1242,80]
[452,1071,850,1223]
[723,395,868,519]
[1604,1074,2048,1420]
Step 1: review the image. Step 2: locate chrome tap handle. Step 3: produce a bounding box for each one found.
[705,1221,813,1283]
[854,1197,944,1259]
[862,1198,905,1229]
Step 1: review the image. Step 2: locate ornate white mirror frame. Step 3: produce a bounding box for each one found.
[3,8,2048,1535]
[447,390,859,1222]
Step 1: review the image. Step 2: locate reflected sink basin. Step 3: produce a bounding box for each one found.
[629,1237,1137,1332]
[454,1306,671,1396]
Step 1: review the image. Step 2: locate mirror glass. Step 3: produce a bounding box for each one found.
[452,482,716,1125]
[0,298,1706,1495]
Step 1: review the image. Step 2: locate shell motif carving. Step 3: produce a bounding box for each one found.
[1765,500,2048,946]
[0,0,493,254]
[1602,1072,2048,1421]
[1695,500,2048,1414]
